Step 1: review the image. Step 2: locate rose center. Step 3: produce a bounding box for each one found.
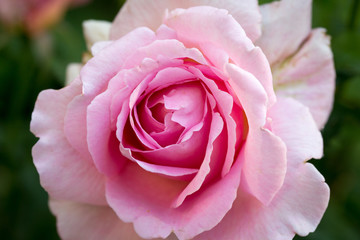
[136,81,206,147]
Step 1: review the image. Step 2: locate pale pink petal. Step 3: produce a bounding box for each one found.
[49,200,143,240]
[106,149,243,240]
[145,66,197,93]
[123,39,207,69]
[30,80,106,205]
[188,66,239,177]
[63,28,157,164]
[110,0,261,41]
[65,63,82,85]
[87,89,129,177]
[273,29,335,129]
[81,27,156,96]
[195,163,330,240]
[198,42,229,70]
[172,112,224,207]
[82,20,111,50]
[226,63,287,205]
[106,163,186,239]
[269,97,323,163]
[256,0,312,65]
[87,63,157,175]
[240,128,287,206]
[91,41,112,56]
[134,160,198,180]
[173,155,243,240]
[194,97,328,239]
[64,95,93,160]
[155,24,177,40]
[164,6,276,105]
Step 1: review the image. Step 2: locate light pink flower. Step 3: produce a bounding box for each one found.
[31,0,334,239]
[0,0,91,34]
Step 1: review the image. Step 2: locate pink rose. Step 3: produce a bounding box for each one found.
[31,0,335,239]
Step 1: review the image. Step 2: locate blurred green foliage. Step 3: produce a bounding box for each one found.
[0,0,359,239]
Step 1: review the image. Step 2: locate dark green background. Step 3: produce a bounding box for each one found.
[0,0,359,239]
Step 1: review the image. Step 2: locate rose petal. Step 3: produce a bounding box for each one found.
[188,66,239,177]
[256,0,312,65]
[269,97,323,164]
[195,97,328,240]
[49,200,143,240]
[124,95,210,170]
[194,163,330,240]
[63,28,157,164]
[106,162,186,239]
[172,112,224,207]
[173,154,243,240]
[91,41,112,56]
[129,118,208,168]
[87,65,157,176]
[65,63,82,85]
[106,147,243,240]
[273,29,335,129]
[110,0,261,41]
[81,27,156,96]
[123,39,207,69]
[87,89,129,177]
[164,6,276,105]
[83,20,112,51]
[134,160,198,180]
[198,42,229,71]
[226,63,287,205]
[88,59,197,176]
[31,80,106,205]
[163,82,206,129]
[127,67,199,149]
[138,108,184,147]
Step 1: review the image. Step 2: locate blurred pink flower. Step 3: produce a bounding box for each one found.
[0,0,91,34]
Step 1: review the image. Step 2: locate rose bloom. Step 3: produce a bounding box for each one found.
[0,0,91,34]
[31,0,335,239]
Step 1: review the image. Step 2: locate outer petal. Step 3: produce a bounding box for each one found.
[195,98,329,240]
[273,29,335,129]
[49,200,143,240]
[83,20,112,51]
[110,0,261,41]
[65,63,82,85]
[256,0,312,65]
[269,97,323,163]
[64,28,156,163]
[81,27,156,96]
[106,156,242,240]
[195,163,329,240]
[164,6,276,105]
[226,63,287,205]
[30,80,106,205]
